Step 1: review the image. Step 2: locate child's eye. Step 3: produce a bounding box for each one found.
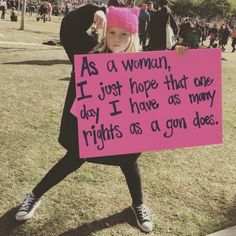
[122,33,128,36]
[109,31,115,35]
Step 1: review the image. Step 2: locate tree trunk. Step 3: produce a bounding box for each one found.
[19,0,26,30]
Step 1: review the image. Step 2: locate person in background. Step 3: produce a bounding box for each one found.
[179,17,190,42]
[138,3,150,50]
[37,2,48,21]
[108,0,136,8]
[28,2,35,17]
[231,26,236,53]
[147,1,155,12]
[200,21,207,46]
[65,1,71,15]
[10,6,18,21]
[145,1,156,50]
[47,2,52,21]
[148,0,178,51]
[107,0,125,7]
[181,21,201,49]
[219,24,230,52]
[0,0,7,19]
[209,23,218,47]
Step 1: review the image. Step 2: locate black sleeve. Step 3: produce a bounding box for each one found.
[60,4,106,65]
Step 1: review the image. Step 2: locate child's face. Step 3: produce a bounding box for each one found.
[106,28,131,53]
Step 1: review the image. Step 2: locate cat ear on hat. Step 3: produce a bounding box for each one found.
[130,7,140,17]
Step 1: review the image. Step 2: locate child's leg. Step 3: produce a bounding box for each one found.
[16,151,84,221]
[32,151,85,198]
[120,161,153,232]
[120,161,143,206]
[15,152,84,221]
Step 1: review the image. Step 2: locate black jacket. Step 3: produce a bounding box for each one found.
[59,4,140,165]
[148,6,178,50]
[60,4,105,66]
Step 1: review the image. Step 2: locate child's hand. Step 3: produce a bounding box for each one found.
[175,45,189,56]
[93,10,107,29]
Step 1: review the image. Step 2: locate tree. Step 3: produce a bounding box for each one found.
[199,0,232,18]
[19,0,26,30]
[171,0,197,17]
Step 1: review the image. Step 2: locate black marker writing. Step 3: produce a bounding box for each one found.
[77,81,92,101]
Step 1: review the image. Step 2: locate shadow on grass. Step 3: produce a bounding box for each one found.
[200,194,236,235]
[3,60,70,66]
[0,207,25,236]
[0,47,63,53]
[59,77,71,81]
[60,207,137,236]
[223,194,236,225]
[22,29,60,36]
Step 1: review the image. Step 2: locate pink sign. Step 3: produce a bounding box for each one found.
[71,49,222,158]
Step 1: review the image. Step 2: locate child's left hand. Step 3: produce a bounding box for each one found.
[175,45,189,56]
[93,10,107,29]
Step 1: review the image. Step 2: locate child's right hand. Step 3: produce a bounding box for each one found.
[175,45,189,56]
[93,10,107,29]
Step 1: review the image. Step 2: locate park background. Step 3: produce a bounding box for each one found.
[0,1,236,235]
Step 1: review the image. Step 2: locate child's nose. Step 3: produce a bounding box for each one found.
[115,34,122,41]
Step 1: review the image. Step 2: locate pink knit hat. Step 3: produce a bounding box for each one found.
[107,6,140,34]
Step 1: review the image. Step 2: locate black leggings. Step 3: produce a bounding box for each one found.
[33,152,143,205]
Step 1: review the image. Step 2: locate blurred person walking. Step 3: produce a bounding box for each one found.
[138,3,150,50]
[200,22,207,46]
[209,24,218,47]
[10,6,18,21]
[219,24,230,52]
[231,26,236,53]
[0,0,7,19]
[148,0,178,51]
[181,21,201,49]
[145,1,156,50]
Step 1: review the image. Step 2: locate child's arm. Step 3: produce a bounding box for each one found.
[60,4,106,65]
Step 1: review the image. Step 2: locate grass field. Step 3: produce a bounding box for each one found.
[228,0,236,8]
[0,13,236,236]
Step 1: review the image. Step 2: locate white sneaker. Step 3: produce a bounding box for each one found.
[131,204,153,233]
[15,193,41,221]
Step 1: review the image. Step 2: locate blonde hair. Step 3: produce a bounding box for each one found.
[91,28,140,53]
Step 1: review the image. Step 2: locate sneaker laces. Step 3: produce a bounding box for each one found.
[19,194,35,211]
[135,204,150,222]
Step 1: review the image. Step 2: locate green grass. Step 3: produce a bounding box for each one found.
[229,0,236,8]
[0,12,236,236]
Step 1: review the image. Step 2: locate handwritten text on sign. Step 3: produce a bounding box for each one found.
[71,49,222,158]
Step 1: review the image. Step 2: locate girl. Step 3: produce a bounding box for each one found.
[15,5,153,233]
[15,3,188,233]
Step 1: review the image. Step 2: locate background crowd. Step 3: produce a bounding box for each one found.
[0,0,236,52]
